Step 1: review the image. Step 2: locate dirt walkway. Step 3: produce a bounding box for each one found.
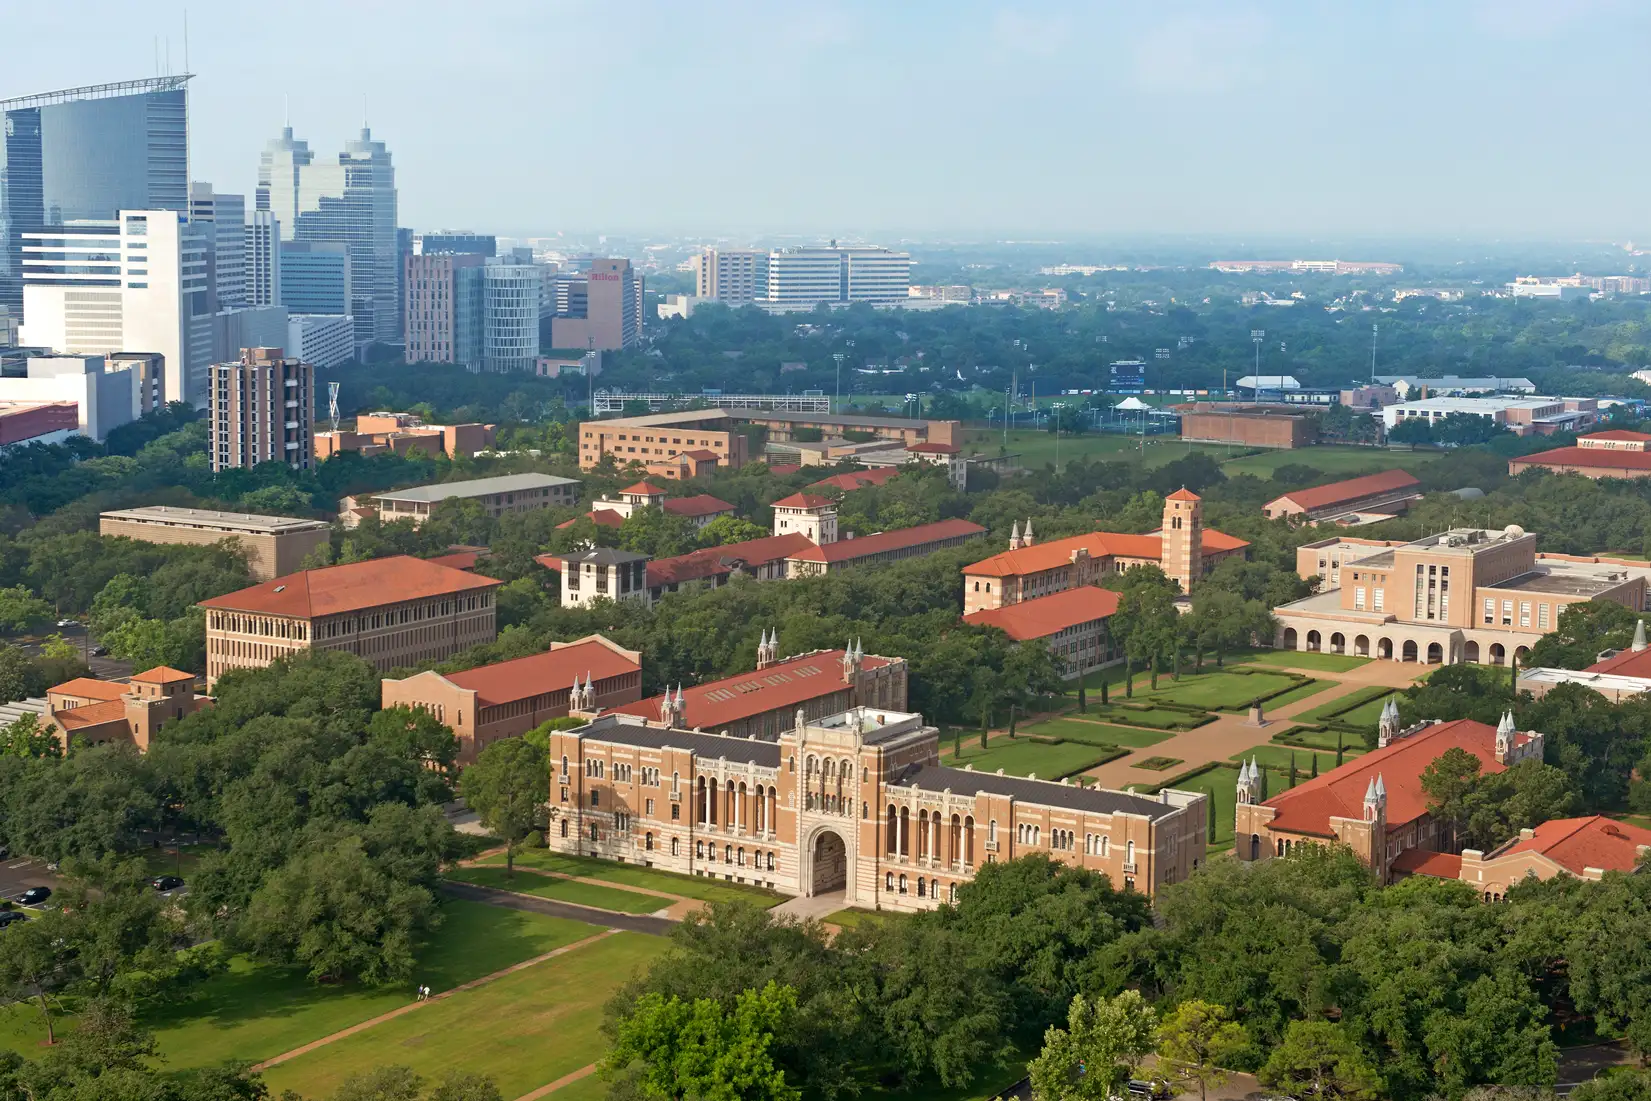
[250,930,620,1072]
[514,1062,599,1101]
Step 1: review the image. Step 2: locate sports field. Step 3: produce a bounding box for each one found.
[958,428,1234,469]
[1218,445,1442,479]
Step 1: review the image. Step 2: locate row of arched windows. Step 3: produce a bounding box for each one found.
[884,805,977,865]
[694,839,777,871]
[884,871,957,902]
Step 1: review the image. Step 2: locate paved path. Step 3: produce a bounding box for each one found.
[770,889,845,922]
[442,880,677,936]
[251,930,621,1071]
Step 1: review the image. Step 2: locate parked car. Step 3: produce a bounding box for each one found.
[55,619,76,629]
[0,911,28,928]
[17,886,51,906]
[90,645,108,656]
[150,875,184,893]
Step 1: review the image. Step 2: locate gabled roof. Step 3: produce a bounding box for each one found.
[896,764,1185,821]
[621,482,668,496]
[199,555,501,618]
[681,448,722,461]
[1266,470,1421,513]
[436,637,641,708]
[962,527,1249,578]
[1581,429,1651,442]
[1390,848,1464,878]
[425,550,481,571]
[50,678,127,702]
[646,534,815,587]
[785,518,986,564]
[1166,487,1202,502]
[53,700,128,730]
[129,666,194,684]
[809,469,901,492]
[1510,447,1651,472]
[1494,815,1651,877]
[662,494,735,518]
[611,649,895,731]
[1583,645,1651,679]
[907,441,960,454]
[963,586,1121,641]
[772,492,835,510]
[767,463,802,476]
[1263,718,1515,837]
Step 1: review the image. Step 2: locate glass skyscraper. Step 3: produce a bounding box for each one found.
[0,76,190,310]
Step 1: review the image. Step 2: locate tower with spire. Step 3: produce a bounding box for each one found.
[1378,697,1402,747]
[1634,619,1647,654]
[1363,774,1387,823]
[1008,521,1022,551]
[756,628,777,670]
[1236,757,1262,805]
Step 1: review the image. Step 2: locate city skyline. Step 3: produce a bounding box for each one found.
[5,1,1649,240]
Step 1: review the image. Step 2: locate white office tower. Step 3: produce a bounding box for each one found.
[287,314,354,368]
[256,125,399,347]
[189,183,248,309]
[19,210,213,405]
[8,354,145,440]
[481,263,539,372]
[245,211,282,308]
[692,247,768,303]
[763,245,911,309]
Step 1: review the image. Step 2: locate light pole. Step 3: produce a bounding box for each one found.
[1251,329,1265,386]
[832,353,844,413]
[1370,322,1379,383]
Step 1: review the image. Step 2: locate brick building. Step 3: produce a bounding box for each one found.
[1395,815,1651,900]
[315,412,497,461]
[199,555,500,688]
[578,409,750,472]
[962,587,1122,678]
[45,667,206,751]
[100,506,331,582]
[1262,469,1423,523]
[1175,403,1317,449]
[1507,429,1651,480]
[367,473,580,527]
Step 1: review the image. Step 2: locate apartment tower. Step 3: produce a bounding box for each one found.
[209,346,314,472]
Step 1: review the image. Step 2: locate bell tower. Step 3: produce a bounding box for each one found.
[1162,488,1203,594]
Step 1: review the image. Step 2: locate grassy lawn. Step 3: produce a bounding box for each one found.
[144,902,597,1070]
[1261,678,1337,710]
[941,736,1123,779]
[1140,764,1238,850]
[1275,725,1366,753]
[1074,703,1202,729]
[139,842,215,880]
[1144,670,1299,710]
[959,428,1234,470]
[1240,649,1372,672]
[1232,743,1348,775]
[474,848,784,905]
[536,1075,609,1101]
[1219,445,1441,480]
[264,932,667,1101]
[1018,718,1172,749]
[1295,685,1393,724]
[446,867,668,914]
[1336,693,1398,728]
[824,907,904,931]
[1615,814,1651,830]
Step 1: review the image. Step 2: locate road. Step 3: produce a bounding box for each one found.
[12,623,133,681]
[441,880,676,936]
[0,856,61,905]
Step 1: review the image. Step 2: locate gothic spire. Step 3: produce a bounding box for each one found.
[1635,619,1647,653]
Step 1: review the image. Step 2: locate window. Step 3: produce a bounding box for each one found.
[1373,588,1384,612]
[615,812,630,831]
[1484,597,1495,625]
[645,799,655,817]
[1502,599,1514,626]
[1538,603,1550,629]
[886,872,894,891]
[590,791,600,807]
[559,786,568,803]
[1519,602,1531,628]
[671,805,681,821]
[988,819,998,844]
[695,840,704,859]
[589,823,599,842]
[671,837,680,856]
[1354,586,1366,611]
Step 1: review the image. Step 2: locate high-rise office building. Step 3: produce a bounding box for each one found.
[245,211,282,308]
[415,231,494,257]
[481,263,540,372]
[548,258,641,352]
[18,210,213,404]
[280,241,350,315]
[405,252,484,366]
[762,246,911,309]
[255,125,398,347]
[209,346,314,472]
[0,76,190,312]
[189,183,247,310]
[692,247,768,303]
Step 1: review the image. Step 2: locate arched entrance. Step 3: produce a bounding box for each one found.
[1283,627,1298,649]
[1464,640,1480,663]
[1514,646,1530,664]
[1426,642,1444,664]
[809,830,847,895]
[1330,632,1346,654]
[1306,630,1322,652]
[1402,640,1419,663]
[1489,643,1506,665]
[1354,635,1370,657]
[1377,637,1393,660]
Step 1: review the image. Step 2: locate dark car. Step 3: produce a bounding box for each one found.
[0,911,27,928]
[150,875,184,893]
[17,886,51,906]
[90,645,108,657]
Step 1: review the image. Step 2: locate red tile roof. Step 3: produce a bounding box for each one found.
[199,555,500,618]
[129,666,195,684]
[773,492,835,509]
[646,534,815,587]
[1584,646,1651,678]
[611,649,894,731]
[908,441,960,454]
[682,449,721,461]
[1390,848,1464,878]
[426,551,481,571]
[663,494,735,518]
[1581,429,1651,442]
[786,518,986,564]
[767,463,802,476]
[621,482,668,496]
[50,677,127,702]
[1262,718,1513,837]
[963,586,1121,641]
[1497,815,1651,876]
[54,700,128,730]
[1266,469,1421,513]
[557,509,626,530]
[962,527,1249,578]
[1166,488,1202,502]
[441,638,641,708]
[1510,446,1651,472]
[809,469,901,492]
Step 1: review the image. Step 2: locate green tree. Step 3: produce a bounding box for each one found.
[1156,1000,1249,1101]
[0,909,73,1044]
[459,737,548,875]
[1027,991,1158,1101]
[0,584,53,633]
[604,980,802,1101]
[0,644,43,704]
[1258,1020,1382,1101]
[699,515,770,547]
[330,1065,425,1101]
[0,713,58,758]
[1525,599,1641,670]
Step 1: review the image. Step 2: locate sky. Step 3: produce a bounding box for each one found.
[7,0,1650,241]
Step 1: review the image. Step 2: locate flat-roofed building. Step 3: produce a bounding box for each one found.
[578,409,750,471]
[963,587,1122,678]
[555,547,651,609]
[548,691,1205,908]
[199,555,500,688]
[369,472,579,526]
[1275,526,1650,666]
[100,505,331,581]
[381,635,641,762]
[1382,395,1598,437]
[1520,623,1651,703]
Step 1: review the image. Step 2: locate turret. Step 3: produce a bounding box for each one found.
[1364,773,1388,823]
[842,638,864,684]
[1009,521,1022,551]
[756,628,776,670]
[1495,709,1516,763]
[1378,697,1401,747]
[1022,518,1034,546]
[1236,757,1261,805]
[1634,619,1647,653]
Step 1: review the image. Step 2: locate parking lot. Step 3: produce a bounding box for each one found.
[0,856,60,907]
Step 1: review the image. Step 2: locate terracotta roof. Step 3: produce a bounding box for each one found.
[907,441,960,454]
[426,551,480,571]
[1581,429,1651,442]
[962,527,1249,578]
[1510,447,1651,472]
[767,463,802,476]
[1266,470,1421,513]
[663,494,735,518]
[535,554,563,573]
[50,678,127,702]
[963,586,1121,641]
[1391,848,1464,878]
[1584,646,1651,678]
[53,700,128,730]
[621,482,668,496]
[773,492,835,510]
[199,555,500,618]
[1166,488,1202,502]
[647,534,815,587]
[682,449,721,461]
[809,469,901,492]
[1496,815,1651,876]
[611,649,894,731]
[1263,718,1513,837]
[129,666,195,684]
[786,519,986,564]
[441,638,641,708]
[557,509,626,530]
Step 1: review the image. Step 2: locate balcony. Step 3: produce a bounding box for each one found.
[1121,861,1138,875]
[983,839,1000,852]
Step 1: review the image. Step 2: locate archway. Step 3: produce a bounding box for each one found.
[1464,640,1480,663]
[1514,646,1530,664]
[1377,637,1393,660]
[809,830,847,895]
[1306,630,1322,652]
[1489,643,1506,666]
[1250,835,1261,861]
[1283,627,1298,650]
[1426,642,1444,665]
[1330,632,1346,655]
[1402,640,1419,663]
[1354,635,1370,657]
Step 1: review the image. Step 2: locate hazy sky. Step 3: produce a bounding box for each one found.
[8,0,1648,240]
